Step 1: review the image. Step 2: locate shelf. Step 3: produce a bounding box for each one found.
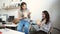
[2,7,19,10]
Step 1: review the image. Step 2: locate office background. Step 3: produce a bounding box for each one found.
[0,0,60,34]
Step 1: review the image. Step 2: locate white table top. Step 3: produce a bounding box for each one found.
[0,23,18,27]
[4,24,17,27]
[0,28,25,34]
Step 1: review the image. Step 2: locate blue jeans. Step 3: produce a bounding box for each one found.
[17,19,29,34]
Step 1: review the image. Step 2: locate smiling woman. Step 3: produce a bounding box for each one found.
[31,10,52,34]
[17,2,30,34]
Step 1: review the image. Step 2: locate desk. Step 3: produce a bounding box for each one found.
[0,28,25,34]
[0,23,17,27]
[0,24,17,30]
[4,24,17,27]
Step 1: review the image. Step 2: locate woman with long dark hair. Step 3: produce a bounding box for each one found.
[42,10,50,24]
[37,10,51,34]
[34,10,52,34]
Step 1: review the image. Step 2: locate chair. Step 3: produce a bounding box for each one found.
[48,26,53,34]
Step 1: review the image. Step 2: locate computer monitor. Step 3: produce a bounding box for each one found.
[8,16,14,22]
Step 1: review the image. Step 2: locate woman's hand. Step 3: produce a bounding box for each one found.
[23,11,28,18]
[17,18,22,20]
[36,19,41,26]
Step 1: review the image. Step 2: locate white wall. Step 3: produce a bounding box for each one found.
[22,0,57,20]
[0,9,18,18]
[22,0,60,29]
[0,0,60,29]
[0,0,20,18]
[51,0,60,29]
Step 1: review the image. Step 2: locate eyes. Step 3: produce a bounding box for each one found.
[22,5,26,8]
[42,13,45,16]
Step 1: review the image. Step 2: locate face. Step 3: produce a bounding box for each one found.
[42,13,46,19]
[22,4,27,10]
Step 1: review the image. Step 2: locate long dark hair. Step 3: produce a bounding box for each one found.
[42,10,50,24]
[20,2,27,10]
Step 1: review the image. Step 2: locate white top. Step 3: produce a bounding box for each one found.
[40,20,52,33]
[32,20,52,33]
[18,9,29,18]
[0,28,25,34]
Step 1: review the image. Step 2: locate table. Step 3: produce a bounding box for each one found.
[0,28,25,34]
[4,24,17,27]
[0,24,18,30]
[0,22,17,27]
